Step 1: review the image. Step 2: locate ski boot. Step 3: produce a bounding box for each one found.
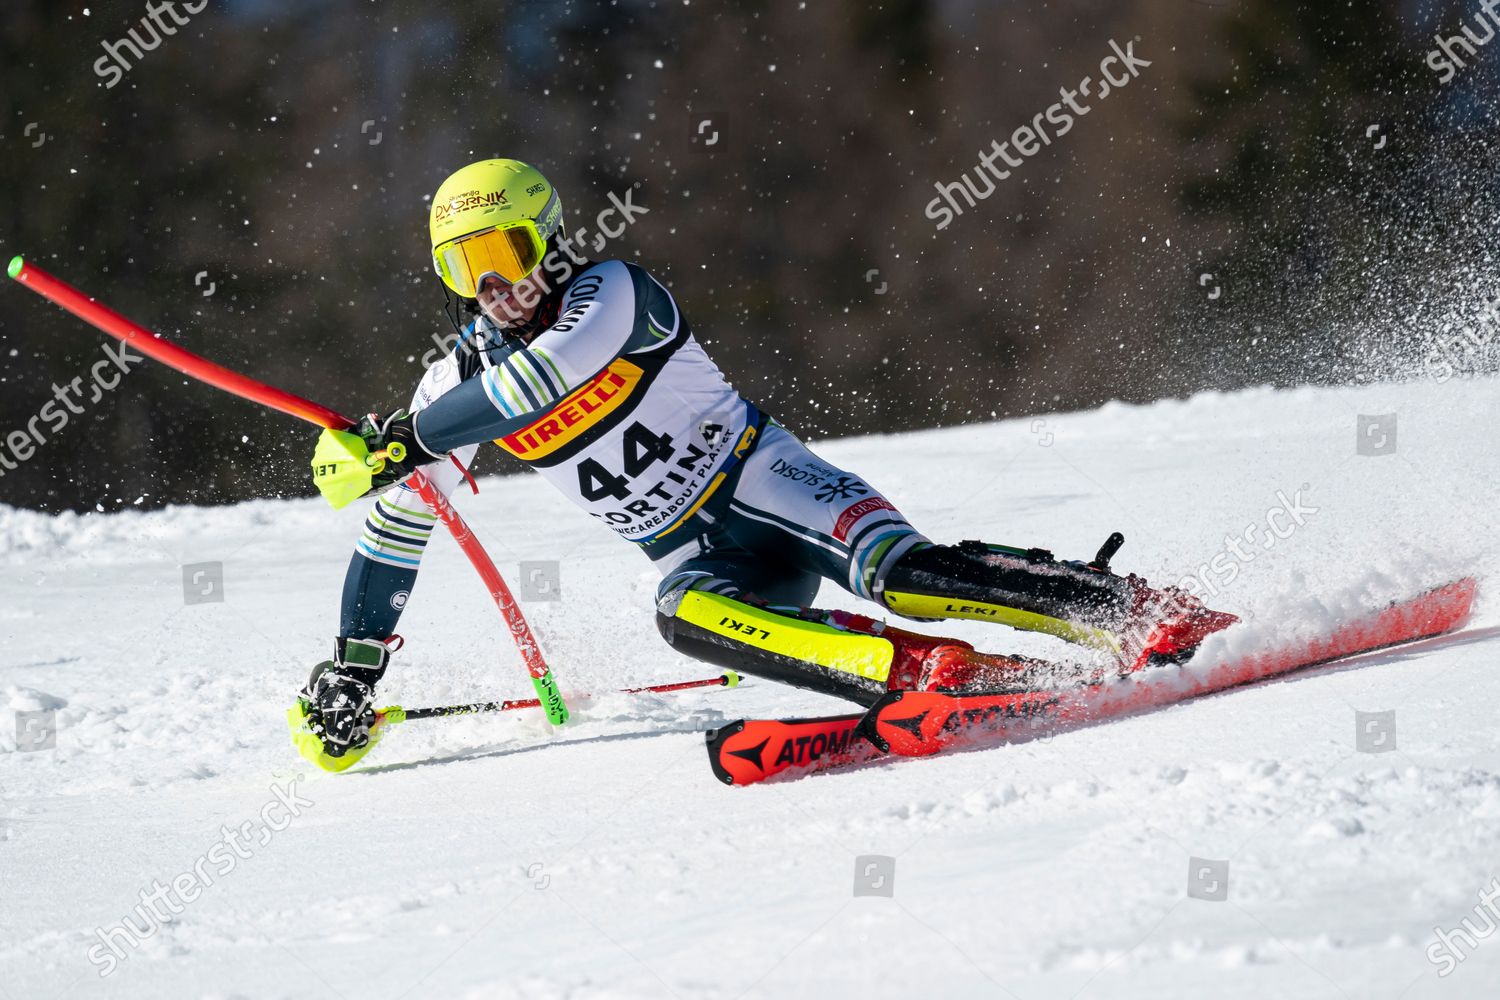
[287,635,399,772]
[878,531,1238,674]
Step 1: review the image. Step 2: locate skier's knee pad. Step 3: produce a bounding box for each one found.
[654,588,892,705]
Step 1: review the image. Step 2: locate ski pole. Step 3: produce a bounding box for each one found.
[378,671,741,724]
[7,256,569,726]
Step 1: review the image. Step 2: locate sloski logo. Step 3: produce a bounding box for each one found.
[814,476,868,503]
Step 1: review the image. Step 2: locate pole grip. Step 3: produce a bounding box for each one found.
[1091,531,1125,572]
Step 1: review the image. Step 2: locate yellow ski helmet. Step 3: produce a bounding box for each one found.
[429,159,564,297]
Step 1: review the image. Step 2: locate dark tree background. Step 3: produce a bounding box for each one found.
[1,0,1495,512]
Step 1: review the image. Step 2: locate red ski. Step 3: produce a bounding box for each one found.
[708,578,1477,784]
[705,712,874,785]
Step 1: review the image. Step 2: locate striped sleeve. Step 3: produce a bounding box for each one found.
[480,344,570,417]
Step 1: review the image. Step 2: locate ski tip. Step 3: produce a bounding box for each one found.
[6,256,23,280]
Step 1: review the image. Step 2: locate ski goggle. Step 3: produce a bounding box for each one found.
[432,220,547,298]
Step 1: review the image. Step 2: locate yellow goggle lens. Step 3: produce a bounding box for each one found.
[435,224,546,297]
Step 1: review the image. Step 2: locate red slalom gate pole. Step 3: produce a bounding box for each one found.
[383,671,741,723]
[7,256,568,724]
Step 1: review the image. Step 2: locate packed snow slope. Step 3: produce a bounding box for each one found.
[3,377,1499,1000]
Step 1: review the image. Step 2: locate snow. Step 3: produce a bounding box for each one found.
[3,376,1499,998]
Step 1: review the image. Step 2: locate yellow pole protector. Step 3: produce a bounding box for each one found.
[310,428,383,510]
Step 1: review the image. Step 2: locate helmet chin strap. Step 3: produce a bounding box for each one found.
[441,283,478,342]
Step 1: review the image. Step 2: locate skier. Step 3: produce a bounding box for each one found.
[294,159,1236,766]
